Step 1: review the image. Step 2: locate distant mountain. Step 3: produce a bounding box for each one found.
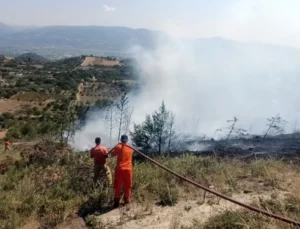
[0,26,167,53]
[15,53,48,63]
[1,25,300,62]
[0,22,14,35]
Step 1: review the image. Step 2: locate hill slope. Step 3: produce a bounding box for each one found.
[15,52,48,63]
[0,22,14,35]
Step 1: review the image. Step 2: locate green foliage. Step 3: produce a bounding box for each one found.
[6,119,54,140]
[95,99,112,109]
[2,112,14,120]
[15,53,48,63]
[85,215,105,229]
[130,101,176,154]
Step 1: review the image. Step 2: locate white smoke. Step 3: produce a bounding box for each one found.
[73,36,300,151]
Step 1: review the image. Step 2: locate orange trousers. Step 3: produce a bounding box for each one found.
[114,169,132,202]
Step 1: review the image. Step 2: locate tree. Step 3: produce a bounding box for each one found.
[223,117,248,141]
[167,113,177,152]
[263,114,288,139]
[123,106,134,135]
[212,128,222,139]
[226,117,238,141]
[105,101,116,148]
[55,104,80,146]
[130,101,176,155]
[115,93,134,141]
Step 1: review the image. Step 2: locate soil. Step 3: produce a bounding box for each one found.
[0,99,42,114]
[0,129,6,139]
[94,191,289,229]
[81,57,122,67]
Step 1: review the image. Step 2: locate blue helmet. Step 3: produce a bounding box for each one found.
[121,135,128,143]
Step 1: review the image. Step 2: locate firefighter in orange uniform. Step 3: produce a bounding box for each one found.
[111,135,134,208]
[90,137,112,185]
[4,138,11,152]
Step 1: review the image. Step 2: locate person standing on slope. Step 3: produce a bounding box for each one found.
[90,137,112,185]
[3,138,11,152]
[111,134,134,208]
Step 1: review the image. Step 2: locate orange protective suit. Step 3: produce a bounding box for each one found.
[90,144,112,185]
[112,143,134,204]
[4,140,11,152]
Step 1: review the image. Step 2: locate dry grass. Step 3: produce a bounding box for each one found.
[0,143,300,228]
[11,92,52,102]
[183,191,300,229]
[0,99,43,114]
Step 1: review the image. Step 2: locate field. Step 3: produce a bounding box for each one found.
[81,57,122,67]
[77,82,122,103]
[77,80,138,104]
[0,99,43,114]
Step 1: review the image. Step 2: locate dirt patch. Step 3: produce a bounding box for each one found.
[81,57,122,67]
[19,220,40,229]
[57,217,87,229]
[3,56,14,63]
[97,191,288,229]
[10,91,52,102]
[0,99,42,114]
[0,129,6,139]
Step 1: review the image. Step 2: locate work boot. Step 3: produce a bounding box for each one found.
[124,198,131,205]
[113,198,120,208]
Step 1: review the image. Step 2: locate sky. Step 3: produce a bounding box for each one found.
[0,0,300,47]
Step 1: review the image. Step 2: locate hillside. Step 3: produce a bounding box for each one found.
[15,52,48,63]
[0,140,300,229]
[0,22,14,35]
[0,25,300,62]
[0,53,138,141]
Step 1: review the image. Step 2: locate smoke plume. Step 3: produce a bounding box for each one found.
[73,36,300,151]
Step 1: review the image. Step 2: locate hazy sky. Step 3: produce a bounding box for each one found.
[1,0,300,47]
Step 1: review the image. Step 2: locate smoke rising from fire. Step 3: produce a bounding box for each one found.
[73,36,300,150]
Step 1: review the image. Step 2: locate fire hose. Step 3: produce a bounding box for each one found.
[109,145,300,227]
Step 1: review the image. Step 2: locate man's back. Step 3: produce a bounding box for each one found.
[112,143,133,170]
[90,145,108,165]
[4,140,10,148]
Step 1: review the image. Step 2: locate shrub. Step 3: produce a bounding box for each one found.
[158,183,179,206]
[78,186,113,217]
[85,215,105,229]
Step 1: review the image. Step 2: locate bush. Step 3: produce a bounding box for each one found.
[6,127,21,139]
[79,186,113,217]
[2,112,14,120]
[85,215,105,229]
[158,183,179,206]
[21,123,37,137]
